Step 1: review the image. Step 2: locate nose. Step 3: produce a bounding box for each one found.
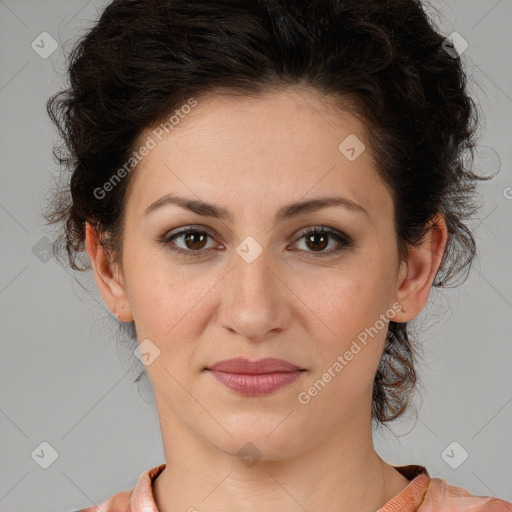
[217,244,291,341]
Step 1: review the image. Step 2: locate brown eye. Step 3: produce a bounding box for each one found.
[292,227,352,258]
[161,225,351,259]
[304,231,329,252]
[182,231,208,250]
[162,227,219,257]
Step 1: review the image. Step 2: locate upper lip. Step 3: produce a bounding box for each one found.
[207,357,304,374]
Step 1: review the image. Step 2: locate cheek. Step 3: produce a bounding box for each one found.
[124,247,221,340]
[295,274,392,404]
[293,264,385,334]
[289,257,395,383]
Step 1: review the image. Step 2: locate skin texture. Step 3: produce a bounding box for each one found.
[86,87,448,512]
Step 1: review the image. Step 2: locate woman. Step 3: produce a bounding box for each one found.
[45,0,511,511]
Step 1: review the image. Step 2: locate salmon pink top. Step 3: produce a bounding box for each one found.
[73,463,512,512]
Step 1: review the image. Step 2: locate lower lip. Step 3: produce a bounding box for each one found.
[207,370,304,396]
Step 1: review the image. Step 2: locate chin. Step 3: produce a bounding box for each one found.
[202,418,307,463]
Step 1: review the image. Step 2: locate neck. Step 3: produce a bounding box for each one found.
[152,401,411,512]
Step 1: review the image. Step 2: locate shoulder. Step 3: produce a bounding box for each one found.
[71,462,165,512]
[72,489,133,512]
[419,477,512,512]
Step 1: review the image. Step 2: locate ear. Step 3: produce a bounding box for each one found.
[392,213,448,322]
[85,222,134,322]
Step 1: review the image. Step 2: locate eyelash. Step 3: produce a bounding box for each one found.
[159,225,353,259]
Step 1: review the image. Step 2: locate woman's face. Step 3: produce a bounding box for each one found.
[90,87,429,458]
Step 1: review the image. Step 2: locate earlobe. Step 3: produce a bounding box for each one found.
[85,222,133,322]
[392,214,448,323]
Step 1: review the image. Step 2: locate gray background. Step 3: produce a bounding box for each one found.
[0,0,511,510]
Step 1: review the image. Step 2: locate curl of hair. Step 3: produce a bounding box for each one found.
[44,0,490,427]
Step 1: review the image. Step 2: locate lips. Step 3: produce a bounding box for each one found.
[207,357,304,374]
[205,357,306,396]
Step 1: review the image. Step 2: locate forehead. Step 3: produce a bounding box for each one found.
[125,87,392,222]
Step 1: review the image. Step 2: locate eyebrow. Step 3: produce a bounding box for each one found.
[143,193,369,221]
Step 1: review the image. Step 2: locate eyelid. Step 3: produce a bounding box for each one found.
[162,224,218,240]
[292,225,347,242]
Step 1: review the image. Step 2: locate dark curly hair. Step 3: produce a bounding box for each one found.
[44,0,490,428]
